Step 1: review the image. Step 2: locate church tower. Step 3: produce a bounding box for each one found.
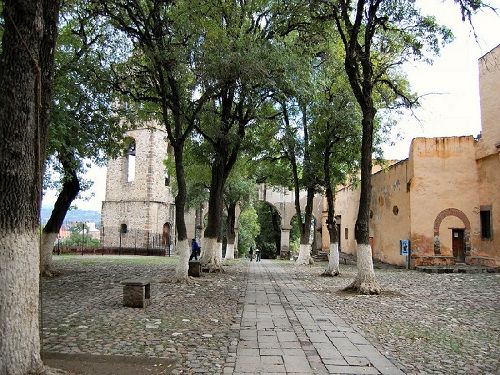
[101,125,175,252]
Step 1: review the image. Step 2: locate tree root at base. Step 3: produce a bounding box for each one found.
[174,275,192,284]
[344,279,381,295]
[321,269,340,277]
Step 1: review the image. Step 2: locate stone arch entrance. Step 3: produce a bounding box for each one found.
[433,208,471,257]
[255,201,282,259]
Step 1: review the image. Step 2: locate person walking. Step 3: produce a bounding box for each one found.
[249,246,254,261]
[255,248,261,262]
[190,238,200,261]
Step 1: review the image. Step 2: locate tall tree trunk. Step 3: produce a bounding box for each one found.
[296,187,315,265]
[200,161,225,271]
[269,205,281,258]
[173,143,190,282]
[224,202,236,260]
[0,0,60,372]
[40,159,80,276]
[322,145,340,276]
[347,108,381,294]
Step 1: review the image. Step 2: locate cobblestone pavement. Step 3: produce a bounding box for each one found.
[41,256,499,374]
[289,261,500,375]
[41,255,248,374]
[229,261,403,375]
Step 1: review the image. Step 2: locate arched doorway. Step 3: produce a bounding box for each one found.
[255,201,282,259]
[433,208,471,262]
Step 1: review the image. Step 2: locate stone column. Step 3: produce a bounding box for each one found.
[280,228,291,259]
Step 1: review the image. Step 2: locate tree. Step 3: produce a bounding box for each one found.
[237,205,261,257]
[94,0,214,282]
[281,101,320,266]
[41,3,127,276]
[0,0,61,372]
[195,0,284,271]
[62,222,100,248]
[319,97,361,276]
[255,201,282,259]
[301,42,362,276]
[314,0,452,293]
[223,162,256,260]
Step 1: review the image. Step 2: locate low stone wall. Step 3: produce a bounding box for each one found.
[411,255,455,268]
[466,256,499,268]
[54,246,169,256]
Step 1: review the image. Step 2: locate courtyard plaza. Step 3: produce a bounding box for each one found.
[41,255,499,374]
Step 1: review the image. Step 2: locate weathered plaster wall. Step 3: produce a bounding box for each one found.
[474,44,500,267]
[408,137,480,265]
[334,185,359,257]
[368,160,411,266]
[476,44,500,159]
[476,154,500,266]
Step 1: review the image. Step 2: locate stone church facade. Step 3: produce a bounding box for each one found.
[334,44,500,268]
[101,125,176,251]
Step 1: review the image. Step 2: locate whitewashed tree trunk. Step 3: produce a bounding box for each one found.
[322,242,340,276]
[224,243,235,260]
[296,244,313,265]
[200,237,222,271]
[217,241,223,263]
[175,239,190,282]
[40,231,57,276]
[0,230,44,374]
[347,244,380,294]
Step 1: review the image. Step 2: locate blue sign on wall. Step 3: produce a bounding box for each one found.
[400,240,410,255]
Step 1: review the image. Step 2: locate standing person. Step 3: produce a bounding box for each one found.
[190,238,200,261]
[255,248,261,262]
[249,246,254,261]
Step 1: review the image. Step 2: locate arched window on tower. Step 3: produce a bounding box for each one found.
[126,140,136,182]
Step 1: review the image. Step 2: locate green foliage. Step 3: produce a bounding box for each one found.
[237,205,260,256]
[255,202,281,259]
[45,1,131,194]
[61,223,100,248]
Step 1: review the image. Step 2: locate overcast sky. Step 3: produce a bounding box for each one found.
[42,2,500,212]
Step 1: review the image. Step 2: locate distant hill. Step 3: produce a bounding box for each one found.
[41,207,100,225]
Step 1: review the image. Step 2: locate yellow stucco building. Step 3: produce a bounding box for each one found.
[334,44,500,269]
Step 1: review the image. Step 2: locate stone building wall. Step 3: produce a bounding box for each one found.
[476,44,500,159]
[408,136,480,266]
[369,160,411,266]
[334,185,360,257]
[475,44,500,267]
[334,161,411,266]
[475,154,500,266]
[101,126,175,249]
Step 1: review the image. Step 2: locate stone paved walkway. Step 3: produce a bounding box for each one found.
[229,261,404,375]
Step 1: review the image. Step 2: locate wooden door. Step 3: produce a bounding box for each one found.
[452,229,465,262]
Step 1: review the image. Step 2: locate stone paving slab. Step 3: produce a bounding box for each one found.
[41,256,248,374]
[230,261,404,375]
[41,255,498,374]
[291,262,500,375]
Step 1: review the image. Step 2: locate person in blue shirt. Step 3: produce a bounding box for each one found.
[190,238,200,260]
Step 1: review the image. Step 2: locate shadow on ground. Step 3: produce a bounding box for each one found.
[43,352,176,375]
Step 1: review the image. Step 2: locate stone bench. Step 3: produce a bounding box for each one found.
[122,279,151,308]
[188,261,201,277]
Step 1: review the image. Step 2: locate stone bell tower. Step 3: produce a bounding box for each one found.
[101,125,175,251]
